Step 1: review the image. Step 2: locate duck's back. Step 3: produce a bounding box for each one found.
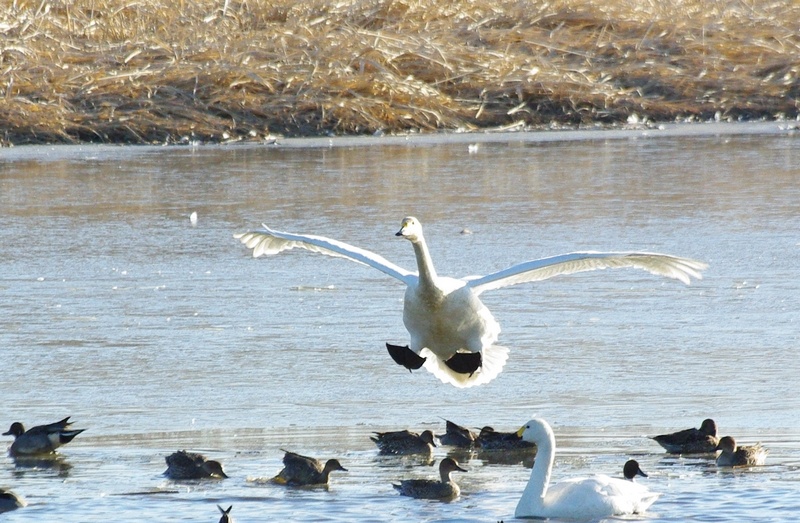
[717,444,768,466]
[279,459,320,484]
[653,429,716,453]
[165,451,209,479]
[395,479,459,500]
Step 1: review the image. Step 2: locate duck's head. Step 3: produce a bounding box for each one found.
[623,459,647,480]
[715,436,736,453]
[420,430,438,447]
[2,422,24,438]
[700,418,718,436]
[396,216,423,242]
[203,460,229,479]
[440,457,467,474]
[323,459,348,473]
[516,418,553,444]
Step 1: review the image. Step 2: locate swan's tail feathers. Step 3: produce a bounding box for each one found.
[421,345,509,388]
[386,343,427,371]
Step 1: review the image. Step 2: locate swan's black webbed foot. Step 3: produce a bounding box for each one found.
[386,343,426,371]
[444,352,482,376]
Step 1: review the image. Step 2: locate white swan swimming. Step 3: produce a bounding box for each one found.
[235,216,706,388]
[515,418,660,519]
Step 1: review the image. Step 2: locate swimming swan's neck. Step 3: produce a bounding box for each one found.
[411,237,438,287]
[521,435,554,510]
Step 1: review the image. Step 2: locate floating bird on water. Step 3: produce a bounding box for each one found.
[393,457,467,500]
[371,429,437,455]
[715,436,768,467]
[476,426,535,451]
[163,450,228,479]
[651,418,718,454]
[273,450,347,486]
[217,504,233,523]
[515,418,660,519]
[623,459,648,481]
[2,417,86,456]
[0,489,26,513]
[437,419,477,448]
[235,217,706,387]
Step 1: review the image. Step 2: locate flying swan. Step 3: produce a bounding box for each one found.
[235,216,706,388]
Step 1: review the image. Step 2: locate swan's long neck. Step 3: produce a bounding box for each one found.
[521,431,555,509]
[411,236,438,288]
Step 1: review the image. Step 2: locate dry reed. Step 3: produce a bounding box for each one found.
[0,0,798,145]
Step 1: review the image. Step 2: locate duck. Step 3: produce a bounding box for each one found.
[437,419,477,448]
[217,504,233,523]
[515,418,660,519]
[0,488,27,513]
[651,418,719,454]
[163,450,228,479]
[235,217,706,388]
[393,457,466,500]
[273,450,347,486]
[623,459,648,480]
[2,417,86,456]
[476,426,535,451]
[715,436,768,467]
[371,429,437,455]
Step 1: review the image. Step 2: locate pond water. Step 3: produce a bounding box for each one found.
[1,123,799,521]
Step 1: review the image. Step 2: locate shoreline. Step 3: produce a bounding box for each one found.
[2,120,797,160]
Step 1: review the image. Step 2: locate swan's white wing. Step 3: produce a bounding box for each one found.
[467,251,707,295]
[234,225,415,284]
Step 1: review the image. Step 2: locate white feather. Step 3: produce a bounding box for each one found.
[235,216,706,388]
[515,418,660,519]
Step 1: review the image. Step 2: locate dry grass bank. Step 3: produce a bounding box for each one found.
[0,0,798,145]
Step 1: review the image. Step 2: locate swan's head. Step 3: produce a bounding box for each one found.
[516,418,553,445]
[396,216,423,242]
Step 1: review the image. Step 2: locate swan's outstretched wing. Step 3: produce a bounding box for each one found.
[235,225,415,284]
[466,252,707,295]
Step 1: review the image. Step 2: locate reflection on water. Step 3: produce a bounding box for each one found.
[1,126,799,521]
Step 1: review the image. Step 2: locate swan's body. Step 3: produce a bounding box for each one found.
[235,216,706,387]
[715,436,768,467]
[515,418,660,519]
[3,417,85,456]
[652,418,718,454]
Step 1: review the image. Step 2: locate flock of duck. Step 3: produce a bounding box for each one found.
[1,217,764,519]
[1,415,767,519]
